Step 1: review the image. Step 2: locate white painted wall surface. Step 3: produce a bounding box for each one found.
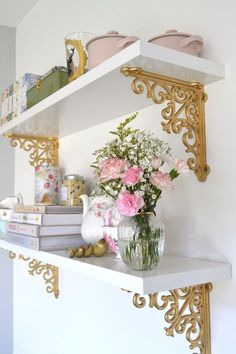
[14,0,234,353]
[0,249,13,354]
[0,24,15,199]
[0,24,15,354]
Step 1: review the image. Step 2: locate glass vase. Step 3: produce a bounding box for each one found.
[118,212,165,270]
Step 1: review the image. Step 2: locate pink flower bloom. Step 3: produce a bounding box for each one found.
[103,232,117,252]
[100,158,128,181]
[44,182,50,189]
[116,191,144,216]
[174,158,189,174]
[107,209,113,227]
[121,166,143,186]
[150,171,174,191]
[151,157,162,169]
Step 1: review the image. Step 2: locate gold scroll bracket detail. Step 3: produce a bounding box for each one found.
[9,251,59,298]
[121,67,210,182]
[130,283,212,354]
[4,133,59,167]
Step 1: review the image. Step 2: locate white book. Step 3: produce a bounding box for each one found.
[7,232,84,251]
[7,222,82,237]
[10,212,83,226]
[15,204,83,214]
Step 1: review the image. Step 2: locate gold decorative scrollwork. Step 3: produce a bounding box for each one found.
[4,133,59,167]
[8,252,59,298]
[132,283,212,354]
[121,67,209,182]
[9,251,30,261]
[27,259,59,298]
[8,251,17,259]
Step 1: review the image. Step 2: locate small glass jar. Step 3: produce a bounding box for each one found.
[118,212,165,270]
[60,174,86,206]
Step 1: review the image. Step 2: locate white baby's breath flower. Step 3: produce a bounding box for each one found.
[161,153,174,165]
[92,113,186,214]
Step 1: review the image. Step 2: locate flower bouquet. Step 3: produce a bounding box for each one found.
[92,113,188,269]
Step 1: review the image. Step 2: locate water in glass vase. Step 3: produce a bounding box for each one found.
[118,213,165,270]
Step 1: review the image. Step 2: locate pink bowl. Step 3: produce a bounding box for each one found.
[149,29,203,56]
[86,31,139,69]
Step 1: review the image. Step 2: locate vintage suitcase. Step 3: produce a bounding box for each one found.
[27,66,68,109]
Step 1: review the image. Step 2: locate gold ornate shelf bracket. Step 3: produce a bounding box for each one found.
[9,251,60,298]
[121,66,210,182]
[4,133,59,167]
[132,283,212,354]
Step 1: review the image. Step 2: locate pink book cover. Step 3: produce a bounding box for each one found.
[6,222,82,237]
[7,222,38,236]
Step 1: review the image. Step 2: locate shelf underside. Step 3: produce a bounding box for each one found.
[0,41,225,139]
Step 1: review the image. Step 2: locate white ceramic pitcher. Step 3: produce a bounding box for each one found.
[80,194,122,244]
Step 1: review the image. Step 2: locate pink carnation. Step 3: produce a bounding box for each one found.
[100,158,128,181]
[150,171,174,191]
[103,232,117,253]
[174,158,189,174]
[122,166,143,186]
[116,191,144,216]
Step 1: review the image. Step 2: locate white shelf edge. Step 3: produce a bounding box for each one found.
[0,237,231,294]
[0,41,225,138]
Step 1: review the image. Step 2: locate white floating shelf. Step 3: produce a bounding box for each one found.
[0,237,231,294]
[0,41,225,138]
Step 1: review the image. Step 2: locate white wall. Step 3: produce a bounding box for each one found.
[0,249,13,354]
[0,24,15,354]
[0,24,15,199]
[14,1,235,354]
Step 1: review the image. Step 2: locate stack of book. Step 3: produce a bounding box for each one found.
[6,204,85,251]
[0,73,41,127]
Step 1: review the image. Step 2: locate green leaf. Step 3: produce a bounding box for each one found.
[109,112,139,141]
[169,169,179,180]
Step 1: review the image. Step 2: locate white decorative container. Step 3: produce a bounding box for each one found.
[35,165,60,205]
